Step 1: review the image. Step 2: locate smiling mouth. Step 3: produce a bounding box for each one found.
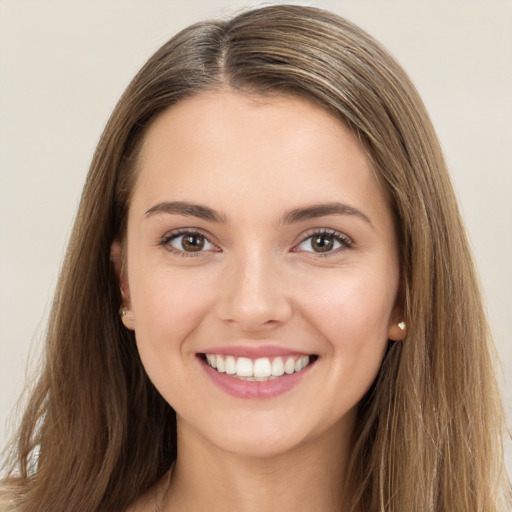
[199,353,318,381]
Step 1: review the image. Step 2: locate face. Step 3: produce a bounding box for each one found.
[114,90,404,458]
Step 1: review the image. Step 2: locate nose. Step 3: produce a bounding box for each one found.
[215,250,293,332]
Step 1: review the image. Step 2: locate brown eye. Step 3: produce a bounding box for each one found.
[311,234,335,252]
[295,230,351,254]
[167,232,214,253]
[181,234,205,251]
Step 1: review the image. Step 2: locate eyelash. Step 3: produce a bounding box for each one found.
[159,228,353,257]
[160,228,218,257]
[293,229,353,257]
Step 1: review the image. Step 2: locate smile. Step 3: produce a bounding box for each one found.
[203,354,314,381]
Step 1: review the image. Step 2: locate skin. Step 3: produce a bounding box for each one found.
[115,89,405,511]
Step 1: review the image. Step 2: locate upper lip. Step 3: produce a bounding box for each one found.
[198,344,314,359]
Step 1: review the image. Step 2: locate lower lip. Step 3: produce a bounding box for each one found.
[199,357,314,399]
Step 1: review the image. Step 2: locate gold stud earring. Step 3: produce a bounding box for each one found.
[398,321,406,331]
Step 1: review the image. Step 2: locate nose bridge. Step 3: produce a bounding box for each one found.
[217,244,292,330]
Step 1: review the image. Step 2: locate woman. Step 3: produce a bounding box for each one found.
[1,5,509,511]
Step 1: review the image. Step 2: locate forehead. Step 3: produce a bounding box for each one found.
[130,89,389,224]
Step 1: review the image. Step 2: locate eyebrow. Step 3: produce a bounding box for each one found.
[281,202,373,226]
[145,201,227,223]
[144,200,372,227]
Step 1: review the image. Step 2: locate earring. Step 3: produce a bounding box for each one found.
[398,321,406,331]
[118,305,135,330]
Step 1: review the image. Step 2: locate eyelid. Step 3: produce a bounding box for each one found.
[291,228,353,255]
[159,228,220,256]
[158,227,352,257]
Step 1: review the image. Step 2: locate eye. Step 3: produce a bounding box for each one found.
[294,230,352,254]
[162,231,217,255]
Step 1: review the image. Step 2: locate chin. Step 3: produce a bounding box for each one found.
[215,429,307,459]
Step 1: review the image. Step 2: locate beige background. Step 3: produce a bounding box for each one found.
[1,0,511,472]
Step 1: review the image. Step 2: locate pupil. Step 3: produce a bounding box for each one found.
[183,234,204,251]
[312,234,333,252]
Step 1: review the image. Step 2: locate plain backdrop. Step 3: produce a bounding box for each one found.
[1,0,511,472]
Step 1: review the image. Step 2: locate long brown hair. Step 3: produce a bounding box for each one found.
[1,5,509,511]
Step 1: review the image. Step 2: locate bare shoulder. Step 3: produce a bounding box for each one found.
[125,472,170,512]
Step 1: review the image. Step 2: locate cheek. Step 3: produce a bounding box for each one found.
[305,270,396,338]
[303,276,394,417]
[128,269,219,411]
[129,266,217,356]
[299,266,397,389]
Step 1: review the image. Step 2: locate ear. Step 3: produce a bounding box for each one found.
[111,240,135,330]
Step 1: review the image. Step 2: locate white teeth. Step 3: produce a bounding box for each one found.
[225,355,236,375]
[295,355,309,372]
[284,357,296,374]
[205,354,312,380]
[236,357,253,377]
[253,358,271,378]
[216,355,226,373]
[271,357,284,377]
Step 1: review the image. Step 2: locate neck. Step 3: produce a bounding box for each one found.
[164,417,354,512]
